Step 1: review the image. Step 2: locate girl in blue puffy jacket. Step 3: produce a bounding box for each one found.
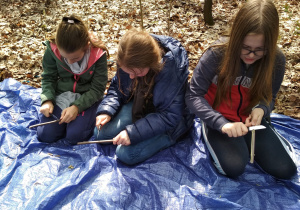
[94,29,193,165]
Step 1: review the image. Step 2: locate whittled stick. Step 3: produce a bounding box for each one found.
[250,130,255,163]
[29,119,60,129]
[77,139,114,145]
[248,125,266,163]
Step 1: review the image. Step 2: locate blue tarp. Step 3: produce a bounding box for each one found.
[0,78,299,209]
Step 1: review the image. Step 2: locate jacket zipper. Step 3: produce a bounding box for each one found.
[73,75,79,92]
[59,64,79,93]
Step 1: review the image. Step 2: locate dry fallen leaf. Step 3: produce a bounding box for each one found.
[0,0,299,119]
[68,165,74,169]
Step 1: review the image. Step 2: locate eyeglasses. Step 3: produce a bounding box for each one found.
[241,47,266,57]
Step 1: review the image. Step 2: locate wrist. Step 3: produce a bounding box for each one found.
[72,105,79,113]
[252,107,264,115]
[254,105,267,117]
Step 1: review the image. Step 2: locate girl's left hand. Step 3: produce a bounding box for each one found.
[245,108,264,127]
[60,105,79,124]
[113,130,131,146]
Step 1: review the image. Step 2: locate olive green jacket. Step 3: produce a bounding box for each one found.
[41,41,107,113]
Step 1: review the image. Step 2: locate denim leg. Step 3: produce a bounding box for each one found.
[116,134,174,165]
[94,102,133,140]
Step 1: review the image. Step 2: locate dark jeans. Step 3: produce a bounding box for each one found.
[202,118,297,179]
[94,102,175,165]
[37,102,99,144]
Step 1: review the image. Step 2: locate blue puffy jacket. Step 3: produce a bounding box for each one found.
[96,34,194,145]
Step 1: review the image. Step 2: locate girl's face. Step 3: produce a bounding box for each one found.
[59,48,86,64]
[120,66,150,79]
[240,33,265,65]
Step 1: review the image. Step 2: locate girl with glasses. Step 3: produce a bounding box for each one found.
[185,0,297,179]
[37,15,108,144]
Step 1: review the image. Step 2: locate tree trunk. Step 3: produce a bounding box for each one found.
[167,0,173,35]
[139,0,143,29]
[204,0,214,26]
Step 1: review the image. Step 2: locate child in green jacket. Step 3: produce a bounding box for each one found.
[37,15,108,144]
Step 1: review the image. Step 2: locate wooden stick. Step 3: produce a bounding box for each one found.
[77,139,114,145]
[250,130,255,163]
[29,119,60,129]
[249,125,266,163]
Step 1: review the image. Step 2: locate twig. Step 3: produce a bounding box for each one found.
[250,130,255,163]
[77,139,114,145]
[248,125,266,163]
[29,119,60,129]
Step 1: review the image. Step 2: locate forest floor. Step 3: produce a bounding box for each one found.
[0,0,299,119]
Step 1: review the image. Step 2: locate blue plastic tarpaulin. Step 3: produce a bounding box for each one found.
[0,78,300,209]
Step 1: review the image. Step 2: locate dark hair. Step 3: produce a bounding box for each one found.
[213,0,279,114]
[52,15,109,56]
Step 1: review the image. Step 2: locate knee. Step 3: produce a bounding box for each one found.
[37,133,61,143]
[93,125,112,140]
[93,126,99,139]
[268,162,297,180]
[221,158,247,178]
[37,134,58,143]
[224,167,245,178]
[37,127,63,143]
[65,129,92,144]
[116,145,138,165]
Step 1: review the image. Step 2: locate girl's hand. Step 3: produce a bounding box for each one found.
[221,122,249,137]
[40,101,54,117]
[113,130,131,146]
[245,108,264,127]
[59,105,79,124]
[95,114,111,128]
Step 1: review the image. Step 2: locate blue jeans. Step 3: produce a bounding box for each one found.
[94,102,175,165]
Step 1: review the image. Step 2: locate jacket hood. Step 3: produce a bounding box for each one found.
[151,34,189,82]
[43,40,105,75]
[150,34,189,110]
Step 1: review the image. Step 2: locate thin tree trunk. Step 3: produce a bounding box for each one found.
[167,0,173,35]
[204,0,214,26]
[139,0,143,29]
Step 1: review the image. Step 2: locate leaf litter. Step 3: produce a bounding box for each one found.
[0,0,299,119]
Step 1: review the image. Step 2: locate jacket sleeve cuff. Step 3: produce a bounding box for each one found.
[96,104,116,117]
[125,124,141,145]
[255,104,269,117]
[41,97,56,106]
[213,116,230,133]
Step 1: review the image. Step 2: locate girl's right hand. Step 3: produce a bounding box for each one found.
[95,114,112,128]
[221,122,248,138]
[40,101,54,117]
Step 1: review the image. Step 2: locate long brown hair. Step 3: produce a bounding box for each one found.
[51,15,109,56]
[117,29,163,98]
[213,0,279,114]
